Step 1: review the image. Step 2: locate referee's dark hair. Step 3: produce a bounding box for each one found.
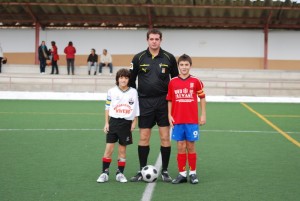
[147,28,162,40]
[116,68,131,86]
[177,54,192,66]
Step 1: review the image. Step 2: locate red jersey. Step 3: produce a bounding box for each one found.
[166,75,205,124]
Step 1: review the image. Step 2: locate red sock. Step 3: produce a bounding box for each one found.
[118,159,126,173]
[102,157,112,163]
[102,157,112,173]
[177,153,187,172]
[188,153,197,171]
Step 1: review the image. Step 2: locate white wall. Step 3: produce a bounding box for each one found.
[0,28,299,60]
[163,29,264,57]
[268,30,300,60]
[0,29,35,52]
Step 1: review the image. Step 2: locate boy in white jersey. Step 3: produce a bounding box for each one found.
[166,54,206,184]
[97,68,140,183]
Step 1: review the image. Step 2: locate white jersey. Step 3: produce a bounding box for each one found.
[105,86,140,120]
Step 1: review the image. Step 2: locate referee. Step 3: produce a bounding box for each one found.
[129,28,179,182]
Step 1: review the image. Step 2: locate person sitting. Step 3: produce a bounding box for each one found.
[87,48,98,75]
[99,49,113,76]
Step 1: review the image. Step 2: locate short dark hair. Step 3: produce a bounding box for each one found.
[91,48,95,53]
[51,41,56,46]
[147,28,162,40]
[115,68,131,86]
[68,41,73,46]
[178,54,192,65]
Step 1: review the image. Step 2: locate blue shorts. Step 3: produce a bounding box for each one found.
[171,124,200,141]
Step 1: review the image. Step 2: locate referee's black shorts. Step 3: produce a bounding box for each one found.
[106,117,133,146]
[138,95,170,129]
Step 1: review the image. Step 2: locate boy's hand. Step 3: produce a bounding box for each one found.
[103,123,109,134]
[168,115,175,128]
[199,116,206,126]
[130,122,136,132]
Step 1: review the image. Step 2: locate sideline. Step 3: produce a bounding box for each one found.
[1,91,300,103]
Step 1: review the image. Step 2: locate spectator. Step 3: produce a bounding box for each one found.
[50,41,59,74]
[87,48,98,75]
[0,42,3,73]
[99,49,113,76]
[38,41,50,74]
[64,41,76,75]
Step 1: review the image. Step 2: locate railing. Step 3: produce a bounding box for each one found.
[0,74,114,92]
[1,74,300,96]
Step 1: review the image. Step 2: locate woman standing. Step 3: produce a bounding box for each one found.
[64,41,76,75]
[50,41,59,74]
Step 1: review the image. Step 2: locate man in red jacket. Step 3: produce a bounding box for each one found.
[64,41,76,75]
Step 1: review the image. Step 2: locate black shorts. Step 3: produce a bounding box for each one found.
[106,117,133,146]
[138,95,169,128]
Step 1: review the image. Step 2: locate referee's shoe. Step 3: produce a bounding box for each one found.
[130,171,143,182]
[161,170,172,182]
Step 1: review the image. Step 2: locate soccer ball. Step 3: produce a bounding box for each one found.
[141,165,158,183]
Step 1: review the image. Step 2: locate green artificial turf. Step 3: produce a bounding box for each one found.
[0,100,299,201]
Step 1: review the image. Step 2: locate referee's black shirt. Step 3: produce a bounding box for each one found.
[129,48,179,98]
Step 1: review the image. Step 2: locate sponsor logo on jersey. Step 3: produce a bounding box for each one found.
[128,98,134,105]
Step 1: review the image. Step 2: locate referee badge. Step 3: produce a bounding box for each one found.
[160,63,168,74]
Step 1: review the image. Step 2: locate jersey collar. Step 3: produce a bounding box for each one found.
[178,75,191,80]
[146,48,164,58]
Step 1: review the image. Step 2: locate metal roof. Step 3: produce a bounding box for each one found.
[0,0,300,30]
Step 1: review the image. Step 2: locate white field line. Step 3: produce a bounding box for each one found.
[0,128,298,134]
[1,92,300,103]
[0,128,102,131]
[141,154,162,201]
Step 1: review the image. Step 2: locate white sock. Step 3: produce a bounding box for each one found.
[189,170,196,175]
[179,171,187,177]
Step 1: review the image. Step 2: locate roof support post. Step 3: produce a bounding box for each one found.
[264,24,268,70]
[263,12,272,70]
[35,23,40,65]
[147,7,153,29]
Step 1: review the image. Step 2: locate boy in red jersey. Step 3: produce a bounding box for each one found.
[166,54,206,184]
